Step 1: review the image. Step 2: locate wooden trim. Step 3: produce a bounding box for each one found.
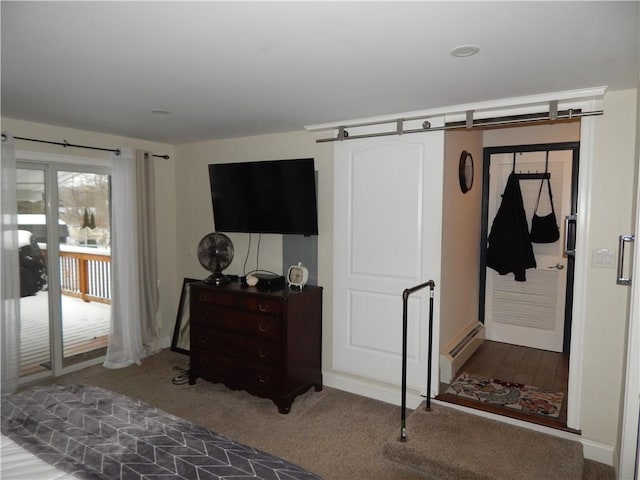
[435,393,581,435]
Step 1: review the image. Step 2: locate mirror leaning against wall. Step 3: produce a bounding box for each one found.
[171,278,198,355]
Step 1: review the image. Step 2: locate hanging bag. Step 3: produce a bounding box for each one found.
[530,154,560,243]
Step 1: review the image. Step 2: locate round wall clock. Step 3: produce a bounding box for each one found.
[287,262,309,289]
[459,150,474,193]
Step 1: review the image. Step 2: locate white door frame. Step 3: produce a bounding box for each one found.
[566,103,597,430]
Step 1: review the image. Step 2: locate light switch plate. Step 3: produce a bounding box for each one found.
[592,248,616,268]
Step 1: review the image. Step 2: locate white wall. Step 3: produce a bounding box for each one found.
[1,117,178,344]
[580,89,638,460]
[483,122,581,147]
[440,129,484,350]
[173,131,335,369]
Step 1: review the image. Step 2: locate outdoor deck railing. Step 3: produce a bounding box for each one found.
[59,250,111,304]
[41,247,112,304]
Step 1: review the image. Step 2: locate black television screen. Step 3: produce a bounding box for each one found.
[209,158,318,235]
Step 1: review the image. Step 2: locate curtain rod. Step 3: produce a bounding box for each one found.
[315,107,603,143]
[2,134,170,159]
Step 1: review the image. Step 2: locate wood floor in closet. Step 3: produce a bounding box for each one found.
[437,340,572,432]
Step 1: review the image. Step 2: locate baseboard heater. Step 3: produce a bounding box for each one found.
[439,322,485,384]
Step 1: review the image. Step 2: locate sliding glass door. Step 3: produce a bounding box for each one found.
[17,160,111,381]
[16,167,51,376]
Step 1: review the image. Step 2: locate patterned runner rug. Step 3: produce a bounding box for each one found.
[445,372,564,418]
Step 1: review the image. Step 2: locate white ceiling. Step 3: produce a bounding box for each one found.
[2,1,639,145]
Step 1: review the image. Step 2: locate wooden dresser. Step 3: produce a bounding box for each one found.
[189,281,323,413]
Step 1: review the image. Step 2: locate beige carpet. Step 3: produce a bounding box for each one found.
[384,403,582,479]
[27,349,613,480]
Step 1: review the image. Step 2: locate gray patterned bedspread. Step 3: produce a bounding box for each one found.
[1,384,322,480]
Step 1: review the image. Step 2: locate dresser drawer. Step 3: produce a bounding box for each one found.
[191,305,281,341]
[191,328,281,367]
[192,288,282,315]
[188,282,323,414]
[192,351,281,389]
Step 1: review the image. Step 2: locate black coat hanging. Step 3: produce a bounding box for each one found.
[486,168,537,281]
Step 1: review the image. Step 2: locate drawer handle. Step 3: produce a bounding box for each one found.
[258,304,269,312]
[258,348,269,358]
[198,335,209,344]
[258,374,270,384]
[258,323,268,333]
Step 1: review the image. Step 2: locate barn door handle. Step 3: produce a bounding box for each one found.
[564,214,577,256]
[617,234,634,286]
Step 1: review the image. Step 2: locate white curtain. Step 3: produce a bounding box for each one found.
[104,148,160,368]
[1,133,20,394]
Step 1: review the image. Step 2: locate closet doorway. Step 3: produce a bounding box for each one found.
[480,143,579,354]
[441,141,580,429]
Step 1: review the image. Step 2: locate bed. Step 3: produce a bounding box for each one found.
[1,384,322,480]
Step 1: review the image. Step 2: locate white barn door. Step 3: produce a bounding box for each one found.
[333,132,443,401]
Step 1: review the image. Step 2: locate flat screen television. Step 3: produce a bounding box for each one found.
[208,158,318,235]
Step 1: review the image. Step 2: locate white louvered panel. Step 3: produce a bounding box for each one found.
[491,270,557,330]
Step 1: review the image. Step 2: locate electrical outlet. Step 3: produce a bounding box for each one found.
[591,248,616,268]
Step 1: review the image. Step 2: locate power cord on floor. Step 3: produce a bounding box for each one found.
[171,364,190,385]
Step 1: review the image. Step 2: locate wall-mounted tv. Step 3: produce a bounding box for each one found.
[208,158,318,235]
